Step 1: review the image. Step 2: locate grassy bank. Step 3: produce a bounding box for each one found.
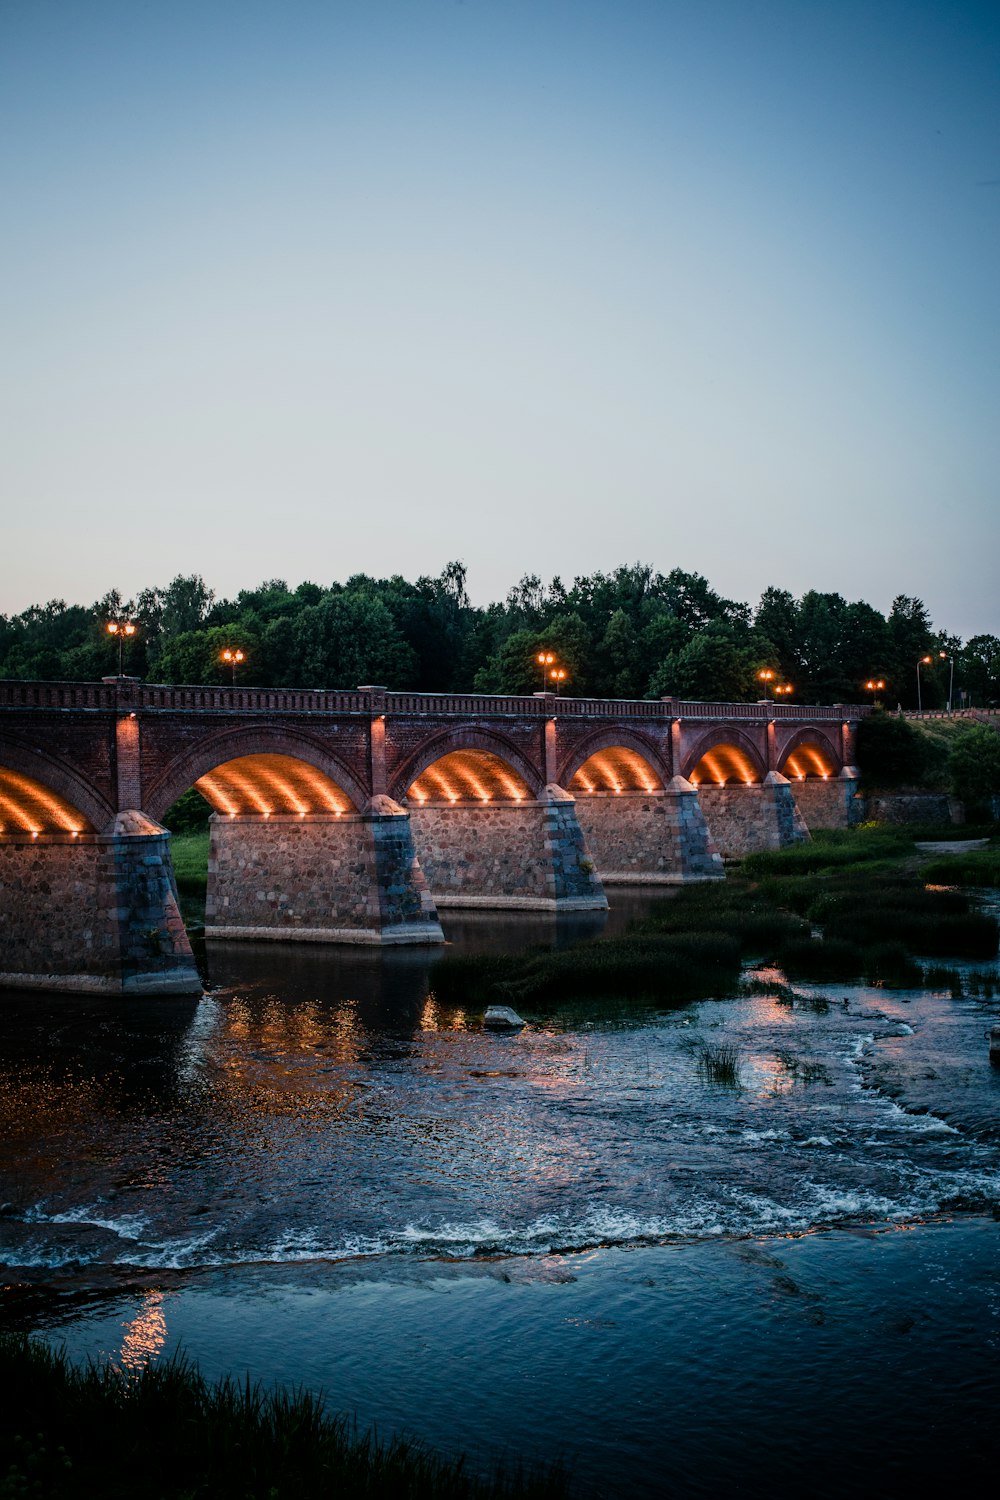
[169,829,209,896]
[430,826,1000,1009]
[0,1335,565,1500]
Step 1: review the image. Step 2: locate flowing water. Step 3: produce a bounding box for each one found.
[2,890,999,1495]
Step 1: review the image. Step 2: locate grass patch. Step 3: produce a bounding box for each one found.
[697,1042,742,1086]
[431,933,744,1010]
[0,1335,566,1500]
[921,846,1000,888]
[777,937,864,982]
[169,830,209,896]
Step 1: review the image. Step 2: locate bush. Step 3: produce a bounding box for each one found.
[777,937,864,982]
[863,942,922,987]
[921,847,1000,887]
[947,724,1000,816]
[855,711,930,787]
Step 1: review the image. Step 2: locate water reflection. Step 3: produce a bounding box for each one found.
[118,1290,168,1374]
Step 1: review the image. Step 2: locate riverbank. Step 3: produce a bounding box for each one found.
[11,1216,999,1498]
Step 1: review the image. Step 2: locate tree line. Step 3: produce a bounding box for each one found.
[1,563,997,707]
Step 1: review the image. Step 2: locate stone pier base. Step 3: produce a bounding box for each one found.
[0,811,202,995]
[697,772,810,860]
[790,767,862,831]
[205,798,445,944]
[407,785,607,910]
[573,776,723,883]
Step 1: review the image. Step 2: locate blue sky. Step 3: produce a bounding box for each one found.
[1,1,997,635]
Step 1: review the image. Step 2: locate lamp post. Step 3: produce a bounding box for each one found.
[105,619,137,676]
[774,683,794,699]
[757,668,775,701]
[938,650,954,713]
[865,677,886,707]
[549,667,567,696]
[916,655,933,711]
[536,651,555,692]
[220,647,245,685]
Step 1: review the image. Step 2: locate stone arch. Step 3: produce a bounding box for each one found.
[682,728,767,785]
[776,727,842,779]
[0,732,113,832]
[558,727,670,791]
[143,725,369,822]
[390,727,545,802]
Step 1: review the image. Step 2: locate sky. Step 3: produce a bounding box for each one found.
[1,0,998,636]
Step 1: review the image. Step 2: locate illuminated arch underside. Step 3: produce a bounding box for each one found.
[195,754,355,816]
[783,744,837,780]
[570,747,662,794]
[408,750,530,805]
[0,767,93,834]
[689,745,762,787]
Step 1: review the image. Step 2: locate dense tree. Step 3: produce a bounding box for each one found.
[948,724,1000,814]
[0,565,973,709]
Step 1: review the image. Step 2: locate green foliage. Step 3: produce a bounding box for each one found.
[921,845,1000,888]
[0,1334,565,1499]
[162,788,212,835]
[168,832,210,895]
[947,724,1000,813]
[648,619,757,701]
[0,562,971,710]
[855,711,930,787]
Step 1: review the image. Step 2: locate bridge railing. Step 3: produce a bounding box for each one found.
[0,681,119,710]
[0,680,870,722]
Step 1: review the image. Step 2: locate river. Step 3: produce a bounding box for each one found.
[1,889,999,1496]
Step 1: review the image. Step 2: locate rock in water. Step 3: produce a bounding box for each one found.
[484,1005,525,1031]
[990,1024,1000,1068]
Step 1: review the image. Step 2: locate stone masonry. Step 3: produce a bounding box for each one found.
[573,777,723,883]
[407,787,607,910]
[0,811,201,994]
[696,773,809,859]
[206,800,444,944]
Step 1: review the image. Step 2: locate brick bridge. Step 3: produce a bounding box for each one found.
[0,679,865,995]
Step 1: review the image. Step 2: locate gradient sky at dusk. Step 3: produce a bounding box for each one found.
[1,1,997,635]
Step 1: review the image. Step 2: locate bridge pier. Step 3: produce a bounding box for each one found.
[0,811,202,995]
[573,776,723,883]
[695,771,809,860]
[205,797,445,944]
[789,766,862,831]
[407,785,607,910]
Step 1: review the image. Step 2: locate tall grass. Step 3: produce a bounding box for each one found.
[0,1335,567,1500]
[921,846,1000,888]
[169,830,209,896]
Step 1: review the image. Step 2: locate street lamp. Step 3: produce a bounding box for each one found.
[938,650,954,713]
[536,651,555,691]
[757,668,775,701]
[105,619,137,676]
[774,683,794,698]
[865,677,886,707]
[916,655,933,711]
[220,647,245,685]
[549,667,567,696]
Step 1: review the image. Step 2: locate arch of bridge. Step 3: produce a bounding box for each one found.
[774,725,842,775]
[0,731,113,831]
[390,726,545,802]
[557,726,671,789]
[143,724,369,821]
[681,727,768,783]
